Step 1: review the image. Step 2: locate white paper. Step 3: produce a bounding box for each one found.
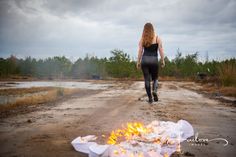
[71,119,194,157]
[89,144,109,157]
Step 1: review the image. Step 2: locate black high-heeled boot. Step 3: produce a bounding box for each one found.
[148,96,153,104]
[153,92,158,102]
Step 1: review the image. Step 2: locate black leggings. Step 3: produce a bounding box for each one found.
[141,56,159,98]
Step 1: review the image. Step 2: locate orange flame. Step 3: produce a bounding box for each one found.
[107,122,151,145]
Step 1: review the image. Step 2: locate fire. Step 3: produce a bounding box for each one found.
[106,121,186,156]
[72,120,193,157]
[107,122,151,145]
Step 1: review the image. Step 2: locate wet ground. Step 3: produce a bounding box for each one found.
[0,81,112,106]
[0,81,112,89]
[0,81,235,157]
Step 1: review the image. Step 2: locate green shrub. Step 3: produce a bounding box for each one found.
[218,59,236,87]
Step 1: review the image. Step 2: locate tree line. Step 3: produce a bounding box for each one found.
[0,49,235,86]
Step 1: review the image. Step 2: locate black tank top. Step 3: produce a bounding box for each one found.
[142,37,158,57]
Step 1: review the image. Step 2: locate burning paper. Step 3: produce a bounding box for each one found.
[71,120,194,157]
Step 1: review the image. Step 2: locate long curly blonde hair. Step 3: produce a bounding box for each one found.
[141,23,155,47]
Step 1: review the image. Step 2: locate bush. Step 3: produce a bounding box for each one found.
[218,59,236,87]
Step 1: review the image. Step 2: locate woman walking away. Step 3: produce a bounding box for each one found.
[137,22,165,104]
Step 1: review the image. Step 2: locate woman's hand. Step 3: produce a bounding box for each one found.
[161,59,165,68]
[136,62,141,69]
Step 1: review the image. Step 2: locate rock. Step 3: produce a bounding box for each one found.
[183,151,195,156]
[27,119,32,123]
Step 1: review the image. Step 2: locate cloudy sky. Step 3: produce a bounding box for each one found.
[0,0,235,61]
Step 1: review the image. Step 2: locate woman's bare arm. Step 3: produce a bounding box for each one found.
[157,37,165,67]
[137,38,143,69]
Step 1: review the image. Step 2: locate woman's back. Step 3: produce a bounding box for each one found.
[141,36,159,66]
[143,43,158,57]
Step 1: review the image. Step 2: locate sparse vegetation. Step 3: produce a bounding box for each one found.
[0,87,80,111]
[0,49,235,97]
[0,87,54,95]
[218,59,236,87]
[1,50,235,81]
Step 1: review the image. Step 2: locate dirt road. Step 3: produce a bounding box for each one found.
[0,81,235,157]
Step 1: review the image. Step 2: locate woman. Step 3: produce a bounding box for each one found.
[137,22,165,104]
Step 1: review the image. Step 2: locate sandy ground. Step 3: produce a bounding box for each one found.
[0,81,235,157]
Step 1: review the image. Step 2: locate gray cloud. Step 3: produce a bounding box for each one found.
[0,0,235,60]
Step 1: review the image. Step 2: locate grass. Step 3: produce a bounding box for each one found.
[218,61,236,87]
[0,87,81,112]
[201,83,236,97]
[197,61,236,97]
[219,86,236,97]
[0,87,54,95]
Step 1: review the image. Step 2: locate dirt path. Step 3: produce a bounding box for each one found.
[0,81,235,157]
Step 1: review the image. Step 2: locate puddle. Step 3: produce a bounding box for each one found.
[0,81,113,106]
[0,81,112,90]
